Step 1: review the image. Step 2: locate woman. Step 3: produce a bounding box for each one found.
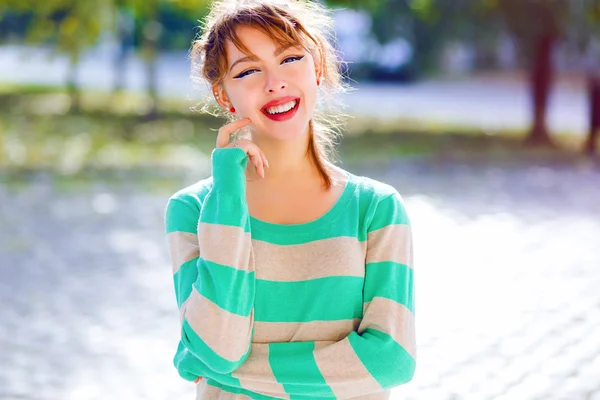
[164,1,416,398]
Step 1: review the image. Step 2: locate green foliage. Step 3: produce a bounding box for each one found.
[5,0,109,63]
[327,0,493,74]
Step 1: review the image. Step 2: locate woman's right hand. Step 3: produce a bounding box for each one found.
[216,118,269,179]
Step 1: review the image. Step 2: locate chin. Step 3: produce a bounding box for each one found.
[253,118,311,142]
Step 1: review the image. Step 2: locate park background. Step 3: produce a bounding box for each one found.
[1,0,600,399]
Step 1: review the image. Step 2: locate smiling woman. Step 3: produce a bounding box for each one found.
[165,1,416,399]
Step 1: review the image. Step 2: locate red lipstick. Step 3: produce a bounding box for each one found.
[261,96,300,122]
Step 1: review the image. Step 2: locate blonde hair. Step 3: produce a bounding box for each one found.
[190,0,351,188]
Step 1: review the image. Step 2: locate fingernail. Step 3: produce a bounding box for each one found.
[265,159,270,168]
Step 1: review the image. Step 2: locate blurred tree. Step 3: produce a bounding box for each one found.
[113,0,208,119]
[0,6,33,41]
[329,0,594,150]
[325,0,502,78]
[589,69,600,155]
[21,0,110,113]
[488,0,570,147]
[494,0,600,152]
[570,0,600,155]
[111,1,135,94]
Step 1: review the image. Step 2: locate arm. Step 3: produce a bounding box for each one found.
[165,147,256,375]
[202,191,416,399]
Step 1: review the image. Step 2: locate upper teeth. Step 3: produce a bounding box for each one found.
[265,100,297,115]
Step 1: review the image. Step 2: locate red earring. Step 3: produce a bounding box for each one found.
[230,107,235,113]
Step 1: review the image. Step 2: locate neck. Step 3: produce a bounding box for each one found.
[249,126,319,182]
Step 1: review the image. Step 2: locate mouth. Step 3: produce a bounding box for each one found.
[261,97,301,122]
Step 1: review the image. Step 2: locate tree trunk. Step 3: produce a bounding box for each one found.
[67,55,80,114]
[113,10,134,95]
[142,20,162,121]
[584,72,600,155]
[525,32,555,147]
[113,35,128,94]
[145,53,159,120]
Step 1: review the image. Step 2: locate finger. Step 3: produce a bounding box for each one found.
[216,118,251,148]
[247,148,265,178]
[259,149,269,168]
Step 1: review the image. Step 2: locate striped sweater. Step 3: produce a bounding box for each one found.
[164,147,416,400]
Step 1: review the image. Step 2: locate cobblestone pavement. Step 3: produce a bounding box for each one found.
[2,158,600,400]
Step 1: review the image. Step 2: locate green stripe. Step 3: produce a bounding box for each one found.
[255,276,364,322]
[210,147,249,197]
[364,261,414,313]
[200,196,251,232]
[173,343,201,381]
[165,198,198,234]
[181,320,251,374]
[250,220,360,245]
[269,342,336,398]
[196,260,255,317]
[173,258,198,308]
[369,194,409,231]
[348,329,416,388]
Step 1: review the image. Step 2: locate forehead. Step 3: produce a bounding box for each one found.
[225,25,300,64]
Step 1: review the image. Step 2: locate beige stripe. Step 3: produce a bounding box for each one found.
[253,319,361,343]
[196,380,253,400]
[198,222,253,272]
[252,236,366,282]
[359,298,416,359]
[366,224,413,268]
[232,344,290,399]
[313,340,336,349]
[313,338,383,398]
[184,289,253,362]
[167,231,199,274]
[179,297,188,325]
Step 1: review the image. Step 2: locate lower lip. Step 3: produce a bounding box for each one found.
[261,99,300,122]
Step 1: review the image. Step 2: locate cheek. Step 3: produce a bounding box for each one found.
[229,86,259,114]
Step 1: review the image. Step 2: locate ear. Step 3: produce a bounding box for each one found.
[314,63,323,85]
[313,51,323,85]
[212,85,231,109]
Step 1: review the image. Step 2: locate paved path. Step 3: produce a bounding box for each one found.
[1,157,600,400]
[0,45,589,136]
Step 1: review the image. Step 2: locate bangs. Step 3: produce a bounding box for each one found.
[209,4,319,81]
[226,17,307,56]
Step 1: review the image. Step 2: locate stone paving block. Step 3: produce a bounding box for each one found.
[2,160,600,399]
[496,373,554,400]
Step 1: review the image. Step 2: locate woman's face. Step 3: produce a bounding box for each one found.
[218,26,320,141]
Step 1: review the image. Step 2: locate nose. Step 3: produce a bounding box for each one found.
[265,70,287,93]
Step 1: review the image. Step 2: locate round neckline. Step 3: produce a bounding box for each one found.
[249,170,357,236]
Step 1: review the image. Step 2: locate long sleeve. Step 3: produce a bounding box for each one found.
[196,191,416,399]
[164,147,256,376]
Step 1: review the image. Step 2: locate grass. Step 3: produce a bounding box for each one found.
[0,84,596,188]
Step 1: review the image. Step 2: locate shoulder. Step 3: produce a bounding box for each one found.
[328,163,398,199]
[352,173,401,200]
[167,177,214,207]
[164,177,214,230]
[347,171,410,229]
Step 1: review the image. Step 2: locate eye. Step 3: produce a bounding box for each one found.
[282,55,305,64]
[233,56,305,79]
[234,68,259,79]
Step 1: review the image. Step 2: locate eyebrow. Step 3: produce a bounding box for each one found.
[228,44,298,74]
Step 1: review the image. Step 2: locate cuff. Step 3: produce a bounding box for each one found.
[211,147,248,195]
